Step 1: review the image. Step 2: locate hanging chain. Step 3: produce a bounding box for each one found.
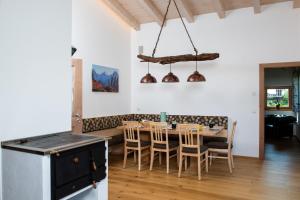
[151,0,198,58]
[152,0,171,57]
[173,0,198,55]
[169,57,172,72]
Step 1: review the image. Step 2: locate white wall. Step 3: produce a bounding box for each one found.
[72,0,132,118]
[0,0,72,199]
[265,68,295,116]
[131,2,300,157]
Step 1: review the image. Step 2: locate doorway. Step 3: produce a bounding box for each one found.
[72,59,83,133]
[259,61,300,160]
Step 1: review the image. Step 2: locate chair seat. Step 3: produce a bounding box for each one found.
[182,145,208,154]
[207,141,232,149]
[153,141,179,149]
[203,136,227,144]
[127,141,150,147]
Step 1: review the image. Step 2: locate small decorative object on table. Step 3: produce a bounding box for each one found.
[198,124,204,131]
[160,112,167,122]
[172,121,177,129]
[209,122,215,129]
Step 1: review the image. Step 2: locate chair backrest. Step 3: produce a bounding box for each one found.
[122,121,140,144]
[228,121,237,150]
[177,124,200,151]
[149,122,168,146]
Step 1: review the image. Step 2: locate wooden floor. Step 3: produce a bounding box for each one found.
[108,138,300,200]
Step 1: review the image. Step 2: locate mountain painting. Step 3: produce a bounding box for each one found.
[92,64,119,92]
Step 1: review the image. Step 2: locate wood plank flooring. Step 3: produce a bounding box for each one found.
[108,138,300,200]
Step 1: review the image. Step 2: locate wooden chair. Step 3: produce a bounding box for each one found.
[149,122,179,174]
[177,124,209,180]
[207,121,237,173]
[123,121,150,171]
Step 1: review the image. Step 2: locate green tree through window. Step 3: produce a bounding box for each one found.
[266,87,292,110]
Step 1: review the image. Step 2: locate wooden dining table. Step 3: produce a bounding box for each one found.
[117,124,227,144]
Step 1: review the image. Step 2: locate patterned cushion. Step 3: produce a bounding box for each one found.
[203,136,227,144]
[207,142,232,149]
[182,145,208,154]
[83,114,228,133]
[127,141,150,147]
[153,141,179,149]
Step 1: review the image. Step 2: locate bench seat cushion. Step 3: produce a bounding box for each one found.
[153,141,179,149]
[182,145,208,154]
[127,141,150,147]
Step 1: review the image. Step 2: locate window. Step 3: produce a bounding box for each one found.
[265,86,292,110]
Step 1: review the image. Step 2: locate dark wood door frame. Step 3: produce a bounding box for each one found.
[259,61,300,160]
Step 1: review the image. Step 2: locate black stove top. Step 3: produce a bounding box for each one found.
[1,132,107,155]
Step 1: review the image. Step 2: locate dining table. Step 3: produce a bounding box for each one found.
[117,123,227,144]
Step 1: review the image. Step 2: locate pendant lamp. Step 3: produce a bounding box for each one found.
[187,56,206,82]
[140,62,157,83]
[138,0,218,83]
[162,62,179,83]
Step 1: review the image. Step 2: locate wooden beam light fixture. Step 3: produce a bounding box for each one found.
[138,0,219,83]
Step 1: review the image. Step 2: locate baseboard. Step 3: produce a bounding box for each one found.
[233,155,259,160]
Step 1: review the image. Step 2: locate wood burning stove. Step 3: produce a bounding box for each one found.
[2,132,109,200]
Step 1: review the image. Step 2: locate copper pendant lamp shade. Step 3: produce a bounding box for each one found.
[187,71,206,82]
[187,56,206,82]
[140,73,157,83]
[162,63,179,83]
[162,72,179,83]
[140,62,157,83]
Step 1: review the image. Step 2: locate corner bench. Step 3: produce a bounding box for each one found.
[87,128,124,155]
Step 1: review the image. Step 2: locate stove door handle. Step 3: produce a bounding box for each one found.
[92,180,97,189]
[73,157,80,164]
[92,161,97,171]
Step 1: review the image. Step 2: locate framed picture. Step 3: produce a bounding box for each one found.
[92,64,119,92]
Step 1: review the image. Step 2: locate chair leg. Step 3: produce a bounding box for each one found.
[184,156,188,171]
[178,153,182,178]
[177,148,180,167]
[159,152,162,165]
[123,148,128,169]
[134,151,137,163]
[209,152,212,166]
[150,149,154,171]
[227,154,232,173]
[138,150,142,171]
[231,153,235,169]
[166,151,170,174]
[198,156,201,180]
[205,151,208,173]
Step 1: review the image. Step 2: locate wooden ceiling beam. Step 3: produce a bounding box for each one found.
[253,0,261,14]
[138,0,164,26]
[294,0,300,8]
[101,0,140,30]
[212,0,226,19]
[175,0,195,23]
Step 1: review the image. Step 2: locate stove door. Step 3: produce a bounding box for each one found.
[51,141,106,200]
